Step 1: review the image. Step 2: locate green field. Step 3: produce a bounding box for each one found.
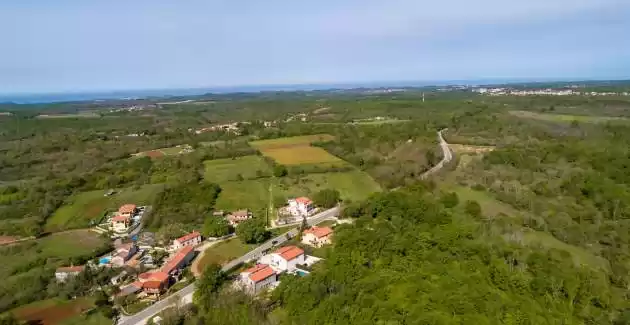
[46,184,164,232]
[1,230,107,277]
[249,134,335,149]
[203,155,272,183]
[196,238,255,271]
[215,171,381,212]
[509,110,629,123]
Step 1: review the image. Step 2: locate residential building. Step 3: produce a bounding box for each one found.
[226,209,252,226]
[161,246,196,275]
[302,226,333,248]
[287,197,315,217]
[111,243,138,267]
[142,280,168,297]
[55,265,85,282]
[240,264,278,294]
[112,214,131,232]
[173,231,202,250]
[118,204,137,218]
[270,246,305,271]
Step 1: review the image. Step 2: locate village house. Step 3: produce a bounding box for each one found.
[138,271,170,298]
[226,209,252,227]
[55,265,85,282]
[270,246,305,271]
[112,214,131,233]
[240,264,278,294]
[301,226,333,248]
[172,231,202,250]
[111,242,139,267]
[161,246,196,275]
[118,204,137,218]
[287,197,315,217]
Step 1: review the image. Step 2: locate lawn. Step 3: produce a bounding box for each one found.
[196,238,255,272]
[62,311,111,325]
[204,155,272,183]
[214,171,381,213]
[509,110,629,123]
[261,146,344,165]
[46,184,164,232]
[9,297,95,325]
[249,134,335,149]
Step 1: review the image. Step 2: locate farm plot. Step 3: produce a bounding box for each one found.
[250,134,341,166]
[45,184,164,232]
[203,155,272,183]
[261,146,344,166]
[215,171,381,213]
[249,134,335,149]
[9,297,94,325]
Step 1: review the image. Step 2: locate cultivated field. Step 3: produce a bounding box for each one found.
[509,110,629,123]
[249,134,341,166]
[261,146,344,165]
[45,184,164,232]
[215,171,381,212]
[195,238,255,272]
[203,155,272,183]
[10,297,94,325]
[249,134,335,149]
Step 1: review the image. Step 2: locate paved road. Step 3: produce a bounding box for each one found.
[117,207,340,325]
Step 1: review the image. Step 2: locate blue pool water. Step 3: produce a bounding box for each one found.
[99,257,111,265]
[296,270,309,277]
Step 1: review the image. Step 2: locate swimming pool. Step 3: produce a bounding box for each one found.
[99,257,111,265]
[296,269,309,277]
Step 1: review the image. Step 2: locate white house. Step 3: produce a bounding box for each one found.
[240,264,278,294]
[287,197,315,217]
[270,246,305,271]
[112,214,131,233]
[55,265,85,282]
[302,226,333,248]
[172,231,202,250]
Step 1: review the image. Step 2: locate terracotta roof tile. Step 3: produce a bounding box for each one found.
[295,197,312,204]
[161,246,195,274]
[118,204,137,214]
[248,265,276,283]
[56,265,85,273]
[176,231,201,244]
[273,246,304,261]
[303,226,333,239]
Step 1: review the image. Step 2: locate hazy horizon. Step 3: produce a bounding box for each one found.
[2,0,629,94]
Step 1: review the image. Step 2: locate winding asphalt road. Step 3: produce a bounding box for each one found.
[117,129,451,325]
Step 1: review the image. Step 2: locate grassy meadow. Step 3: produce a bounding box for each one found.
[45,184,164,232]
[203,155,272,183]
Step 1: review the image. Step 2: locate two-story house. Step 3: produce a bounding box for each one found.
[270,246,305,271]
[172,231,202,250]
[301,226,333,248]
[240,264,278,294]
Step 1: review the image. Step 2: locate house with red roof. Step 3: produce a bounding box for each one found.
[270,246,305,271]
[112,214,131,232]
[302,226,333,248]
[173,231,202,250]
[287,197,315,217]
[226,209,252,227]
[138,271,171,297]
[118,204,137,217]
[161,246,196,275]
[239,264,278,294]
[111,242,138,267]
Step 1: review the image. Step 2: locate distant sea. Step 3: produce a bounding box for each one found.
[0,78,590,104]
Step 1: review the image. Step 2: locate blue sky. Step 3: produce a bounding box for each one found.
[1,0,629,94]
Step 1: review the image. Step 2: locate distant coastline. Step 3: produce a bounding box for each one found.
[1,78,628,104]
